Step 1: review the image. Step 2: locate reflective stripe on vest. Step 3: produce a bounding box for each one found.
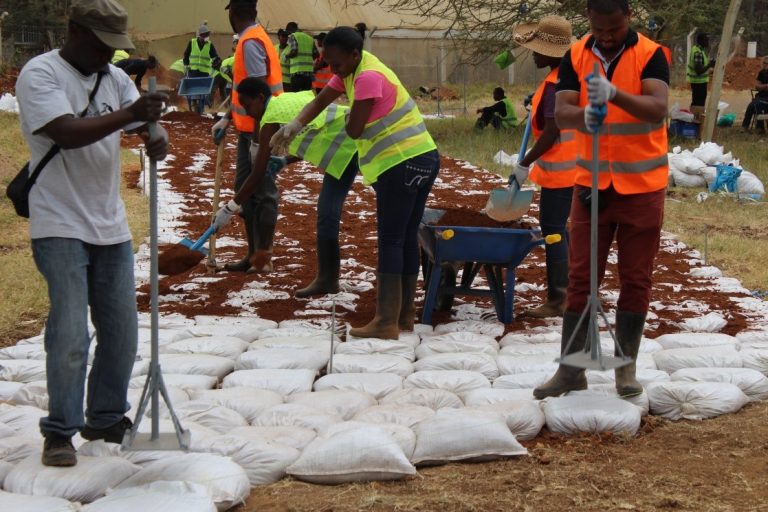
[280,45,291,80]
[232,24,283,133]
[189,39,213,75]
[687,45,709,84]
[528,67,577,188]
[344,51,436,185]
[112,49,129,64]
[570,33,669,194]
[290,32,315,74]
[313,54,332,89]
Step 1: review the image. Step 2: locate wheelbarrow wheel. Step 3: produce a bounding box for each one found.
[436,262,456,311]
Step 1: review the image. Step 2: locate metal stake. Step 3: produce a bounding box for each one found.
[704,224,709,265]
[327,299,336,374]
[123,77,190,451]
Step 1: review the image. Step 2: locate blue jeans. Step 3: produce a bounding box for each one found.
[539,186,573,264]
[32,238,138,438]
[317,157,359,241]
[372,150,440,275]
[235,131,279,250]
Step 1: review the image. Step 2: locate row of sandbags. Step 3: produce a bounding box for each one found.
[667,142,765,195]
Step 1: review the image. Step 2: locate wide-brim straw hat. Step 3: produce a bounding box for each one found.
[512,15,575,58]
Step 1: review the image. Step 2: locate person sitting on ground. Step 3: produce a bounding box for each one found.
[475,87,517,130]
[114,54,157,90]
[742,56,768,134]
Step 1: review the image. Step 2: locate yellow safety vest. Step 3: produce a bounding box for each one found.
[189,38,213,75]
[111,49,130,64]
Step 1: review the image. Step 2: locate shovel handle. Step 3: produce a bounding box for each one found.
[509,116,533,186]
[191,225,216,251]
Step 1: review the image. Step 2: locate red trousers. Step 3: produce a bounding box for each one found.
[565,185,665,314]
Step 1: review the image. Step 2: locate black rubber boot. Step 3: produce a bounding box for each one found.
[295,239,341,298]
[527,259,568,318]
[399,274,418,331]
[349,273,402,340]
[42,434,77,467]
[533,310,589,399]
[614,310,647,396]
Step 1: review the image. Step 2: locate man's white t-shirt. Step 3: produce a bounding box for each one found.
[17,50,141,245]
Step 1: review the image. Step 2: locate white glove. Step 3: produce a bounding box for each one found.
[212,117,230,145]
[513,162,529,184]
[144,125,169,162]
[212,199,240,232]
[584,104,607,133]
[249,141,260,163]
[269,119,304,155]
[586,74,617,105]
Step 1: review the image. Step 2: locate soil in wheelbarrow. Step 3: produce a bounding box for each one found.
[428,208,534,229]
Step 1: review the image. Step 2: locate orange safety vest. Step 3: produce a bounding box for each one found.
[528,67,577,189]
[232,24,283,133]
[570,33,669,194]
[312,53,332,90]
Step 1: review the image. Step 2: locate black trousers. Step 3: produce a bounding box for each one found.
[690,82,708,107]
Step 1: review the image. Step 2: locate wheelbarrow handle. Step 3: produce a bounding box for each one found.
[508,116,533,187]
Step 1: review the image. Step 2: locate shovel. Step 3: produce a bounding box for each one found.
[158,225,216,276]
[485,115,535,222]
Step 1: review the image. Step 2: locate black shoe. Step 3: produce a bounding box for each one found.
[42,434,77,467]
[81,416,133,444]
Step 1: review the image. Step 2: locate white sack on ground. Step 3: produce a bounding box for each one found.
[254,403,343,432]
[229,426,316,450]
[330,354,414,377]
[249,336,336,351]
[10,381,49,410]
[416,338,498,359]
[223,369,315,395]
[286,424,416,484]
[647,381,749,420]
[499,343,561,356]
[411,409,527,465]
[653,346,742,373]
[404,370,491,395]
[419,331,499,346]
[499,331,562,346]
[0,381,24,402]
[160,401,248,433]
[0,359,47,383]
[258,327,335,340]
[126,386,189,420]
[586,368,671,386]
[137,328,192,345]
[235,348,329,372]
[737,170,765,196]
[286,390,376,420]
[379,388,464,410]
[5,455,139,503]
[158,354,234,379]
[466,400,545,440]
[655,332,738,350]
[163,337,249,359]
[0,490,80,512]
[671,367,768,401]
[83,481,217,512]
[187,388,283,423]
[692,142,724,165]
[0,422,15,439]
[463,388,536,405]
[321,421,417,459]
[433,321,504,338]
[335,339,415,361]
[544,395,642,435]
[314,373,403,400]
[493,372,552,389]
[0,459,13,484]
[496,355,559,375]
[0,436,42,464]
[346,332,420,348]
[193,314,277,330]
[568,385,650,415]
[414,353,499,380]
[741,349,768,375]
[130,374,218,392]
[0,344,46,360]
[116,453,249,512]
[678,312,727,333]
[353,404,435,428]
[0,403,47,435]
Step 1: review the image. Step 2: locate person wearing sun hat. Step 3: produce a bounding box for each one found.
[511,15,577,319]
[15,0,169,467]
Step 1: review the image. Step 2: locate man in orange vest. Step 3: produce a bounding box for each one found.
[211,0,283,272]
[312,33,332,94]
[534,0,669,400]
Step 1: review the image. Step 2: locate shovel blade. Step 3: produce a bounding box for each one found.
[485,186,534,222]
[178,237,195,249]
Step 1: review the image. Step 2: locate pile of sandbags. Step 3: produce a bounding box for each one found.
[667,143,765,197]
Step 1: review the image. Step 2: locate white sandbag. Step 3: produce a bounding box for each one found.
[692,141,724,165]
[0,381,24,402]
[0,422,15,439]
[671,367,768,401]
[567,385,650,415]
[496,354,559,375]
[346,332,420,348]
[466,400,545,440]
[411,409,527,465]
[222,369,315,395]
[321,421,417,459]
[336,339,415,361]
[404,370,490,395]
[5,455,139,503]
[544,395,642,435]
[229,425,316,450]
[286,424,416,484]
[235,348,329,372]
[84,481,217,512]
[419,331,498,346]
[499,343,561,356]
[700,166,717,184]
[258,327,335,339]
[499,331,561,346]
[126,386,189,420]
[0,344,46,360]
[353,404,435,428]
[679,312,728,333]
[331,354,414,377]
[254,403,343,432]
[463,388,536,405]
[187,387,283,423]
[194,314,277,331]
[10,381,49,409]
[158,354,234,379]
[314,373,403,400]
[741,349,768,375]
[0,490,80,512]
[736,330,768,344]
[286,390,376,420]
[493,372,551,389]
[137,328,192,345]
[193,435,300,486]
[587,368,671,386]
[0,435,43,464]
[415,340,498,359]
[0,403,47,435]
[0,459,12,486]
[413,353,499,380]
[116,453,249,511]
[163,336,249,359]
[647,381,749,420]
[379,388,464,410]
[736,170,765,196]
[671,169,707,188]
[130,374,217,392]
[249,336,336,352]
[433,321,504,338]
[654,332,738,350]
[14,334,45,345]
[161,401,248,433]
[653,346,742,373]
[0,359,47,383]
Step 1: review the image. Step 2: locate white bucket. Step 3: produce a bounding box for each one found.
[747,42,757,59]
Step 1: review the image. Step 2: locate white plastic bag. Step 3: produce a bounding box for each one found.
[321,421,417,459]
[83,481,217,512]
[286,390,376,420]
[678,312,727,333]
[229,425,316,450]
[379,388,464,410]
[653,346,742,373]
[413,353,499,380]
[314,373,403,400]
[671,367,768,401]
[736,170,765,196]
[692,142,724,165]
[353,404,435,428]
[235,348,329,372]
[647,381,749,420]
[404,370,491,395]
[655,332,738,350]
[671,169,707,188]
[163,336,249,359]
[187,387,283,423]
[544,395,642,435]
[0,490,80,512]
[336,339,415,361]
[223,369,315,395]
[254,403,343,432]
[330,354,414,377]
[466,400,545,440]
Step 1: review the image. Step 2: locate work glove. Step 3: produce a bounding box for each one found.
[269,119,304,155]
[212,199,240,232]
[212,117,230,145]
[586,73,617,105]
[513,162,529,184]
[584,103,608,133]
[141,124,169,162]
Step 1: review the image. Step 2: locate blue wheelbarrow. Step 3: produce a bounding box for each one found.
[418,208,561,325]
[178,76,214,114]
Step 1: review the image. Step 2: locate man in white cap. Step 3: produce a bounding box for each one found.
[183,22,221,78]
[16,0,168,467]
